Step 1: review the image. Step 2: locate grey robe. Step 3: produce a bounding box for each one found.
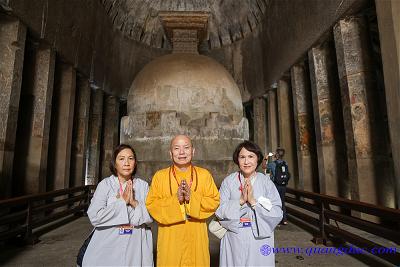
[82,176,153,267]
[216,172,283,267]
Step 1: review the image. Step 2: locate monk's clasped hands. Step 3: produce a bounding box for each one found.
[177,180,191,204]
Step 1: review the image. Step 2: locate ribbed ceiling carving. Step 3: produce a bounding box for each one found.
[101,0,268,50]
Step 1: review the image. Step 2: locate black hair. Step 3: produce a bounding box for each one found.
[233,140,264,168]
[109,144,137,176]
[276,147,285,159]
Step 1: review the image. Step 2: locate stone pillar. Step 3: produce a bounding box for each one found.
[253,97,267,152]
[267,88,278,152]
[86,89,104,185]
[376,0,400,208]
[15,45,55,195]
[100,95,119,179]
[291,63,318,192]
[334,16,390,206]
[0,17,26,199]
[48,63,76,190]
[308,40,348,197]
[70,77,91,187]
[277,79,298,188]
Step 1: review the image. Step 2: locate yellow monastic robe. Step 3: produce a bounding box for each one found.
[146,165,220,267]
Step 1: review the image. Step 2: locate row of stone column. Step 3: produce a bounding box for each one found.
[0,15,120,199]
[253,11,399,209]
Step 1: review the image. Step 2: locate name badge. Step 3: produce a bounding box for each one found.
[239,217,252,228]
[118,225,133,235]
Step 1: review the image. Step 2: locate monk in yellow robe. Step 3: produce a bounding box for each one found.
[146,135,220,266]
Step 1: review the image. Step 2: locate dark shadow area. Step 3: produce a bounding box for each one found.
[0,214,83,265]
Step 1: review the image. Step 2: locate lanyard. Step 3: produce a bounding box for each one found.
[119,181,124,195]
[118,178,134,195]
[171,165,193,188]
[168,165,198,195]
[237,172,257,191]
[237,172,243,192]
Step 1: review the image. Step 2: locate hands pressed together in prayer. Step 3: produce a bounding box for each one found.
[119,180,139,208]
[177,180,191,204]
[240,179,257,207]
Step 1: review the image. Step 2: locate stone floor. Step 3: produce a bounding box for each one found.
[0,216,393,267]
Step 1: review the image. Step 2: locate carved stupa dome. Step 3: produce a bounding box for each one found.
[128,53,244,123]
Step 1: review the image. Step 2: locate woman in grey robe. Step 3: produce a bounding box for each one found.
[216,141,283,267]
[82,144,153,267]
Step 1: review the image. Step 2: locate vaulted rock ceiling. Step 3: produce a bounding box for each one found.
[101,0,268,50]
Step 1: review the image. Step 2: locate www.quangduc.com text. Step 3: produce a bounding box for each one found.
[259,245,398,256]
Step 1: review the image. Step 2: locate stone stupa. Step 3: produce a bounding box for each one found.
[120,12,248,185]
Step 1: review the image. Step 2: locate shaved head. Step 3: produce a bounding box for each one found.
[170,135,192,149]
[170,135,195,170]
